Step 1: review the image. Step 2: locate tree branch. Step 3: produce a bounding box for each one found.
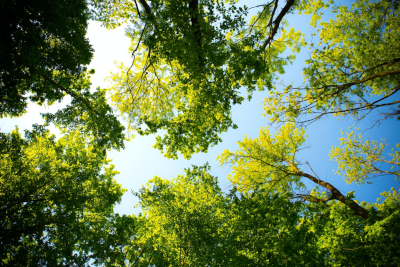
[261,0,295,50]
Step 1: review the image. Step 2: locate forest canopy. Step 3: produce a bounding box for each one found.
[1,0,399,266]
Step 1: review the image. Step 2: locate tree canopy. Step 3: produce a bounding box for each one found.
[1,0,399,265]
[263,0,400,125]
[0,0,92,117]
[0,126,125,265]
[0,0,126,151]
[92,0,308,159]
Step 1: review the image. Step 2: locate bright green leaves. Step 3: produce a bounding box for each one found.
[131,164,226,265]
[0,126,125,265]
[330,127,400,185]
[218,123,306,192]
[300,188,400,266]
[264,0,400,125]
[89,0,139,29]
[106,165,324,266]
[225,189,322,266]
[102,0,304,159]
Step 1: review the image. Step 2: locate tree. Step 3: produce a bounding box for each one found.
[93,165,324,266]
[84,165,399,266]
[218,123,376,219]
[263,0,400,125]
[128,164,227,266]
[214,1,400,264]
[92,0,309,159]
[0,0,92,117]
[0,125,126,265]
[2,0,399,265]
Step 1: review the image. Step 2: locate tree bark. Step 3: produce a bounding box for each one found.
[286,161,370,219]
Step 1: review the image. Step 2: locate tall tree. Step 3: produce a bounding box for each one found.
[218,123,382,219]
[0,126,125,265]
[86,165,399,266]
[96,165,325,266]
[130,164,227,266]
[264,0,400,125]
[92,0,309,159]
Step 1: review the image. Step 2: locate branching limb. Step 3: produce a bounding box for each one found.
[261,0,295,50]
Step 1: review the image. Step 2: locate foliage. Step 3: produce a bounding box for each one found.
[264,0,400,125]
[42,71,126,151]
[77,213,138,266]
[223,188,323,266]
[299,188,400,266]
[0,0,126,151]
[92,0,306,159]
[329,126,400,185]
[129,164,227,266]
[91,166,322,266]
[2,0,400,265]
[218,123,306,193]
[85,166,399,266]
[0,0,93,117]
[218,123,371,219]
[0,126,125,266]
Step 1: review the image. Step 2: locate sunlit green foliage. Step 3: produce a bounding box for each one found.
[218,123,306,192]
[130,164,226,266]
[264,0,400,124]
[0,126,125,265]
[93,0,307,159]
[329,127,400,185]
[89,166,399,266]
[299,188,400,266]
[2,0,399,265]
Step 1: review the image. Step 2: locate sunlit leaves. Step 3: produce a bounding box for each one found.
[329,126,400,185]
[0,126,125,265]
[263,0,400,125]
[218,123,306,192]
[130,164,226,265]
[100,0,305,159]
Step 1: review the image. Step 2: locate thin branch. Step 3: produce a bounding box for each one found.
[134,0,142,19]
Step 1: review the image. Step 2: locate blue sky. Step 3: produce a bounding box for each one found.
[1,0,398,216]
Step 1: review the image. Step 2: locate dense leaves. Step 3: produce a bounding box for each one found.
[0,0,126,151]
[42,71,126,152]
[0,126,125,265]
[96,0,305,158]
[264,0,400,125]
[85,166,399,266]
[2,0,399,265]
[0,0,93,117]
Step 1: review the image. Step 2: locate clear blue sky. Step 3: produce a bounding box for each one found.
[1,0,398,216]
